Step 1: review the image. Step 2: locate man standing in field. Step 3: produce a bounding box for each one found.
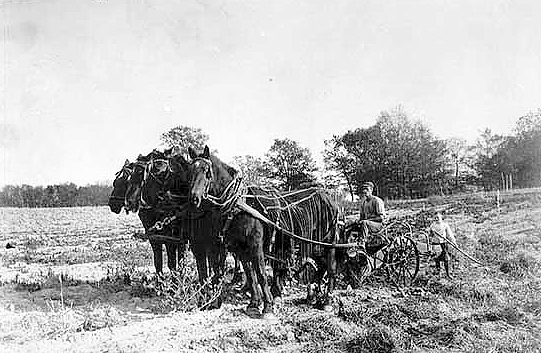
[429,210,457,278]
[347,181,386,257]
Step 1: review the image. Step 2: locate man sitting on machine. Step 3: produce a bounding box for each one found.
[346,181,386,258]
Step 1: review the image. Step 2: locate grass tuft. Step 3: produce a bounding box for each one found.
[346,325,399,353]
[500,252,539,278]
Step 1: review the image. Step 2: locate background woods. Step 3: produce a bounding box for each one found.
[1,109,540,206]
[0,183,111,207]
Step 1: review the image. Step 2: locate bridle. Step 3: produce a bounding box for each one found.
[109,164,134,202]
[144,158,172,188]
[190,157,214,199]
[125,160,152,210]
[190,156,244,212]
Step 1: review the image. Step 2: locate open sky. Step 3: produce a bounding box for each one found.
[1,0,540,186]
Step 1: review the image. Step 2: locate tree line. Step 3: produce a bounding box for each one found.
[2,107,539,207]
[0,183,111,207]
[230,107,541,200]
[323,107,541,199]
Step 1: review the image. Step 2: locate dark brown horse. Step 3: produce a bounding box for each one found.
[244,186,340,307]
[140,152,225,289]
[108,159,133,214]
[187,146,341,317]
[109,151,184,275]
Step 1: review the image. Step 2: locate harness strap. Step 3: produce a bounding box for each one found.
[236,200,362,248]
[109,196,126,201]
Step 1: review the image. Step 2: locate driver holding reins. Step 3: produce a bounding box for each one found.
[347,181,386,257]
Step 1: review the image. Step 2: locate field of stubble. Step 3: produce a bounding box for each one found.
[1,190,540,353]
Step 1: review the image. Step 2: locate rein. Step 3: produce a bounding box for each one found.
[205,176,244,212]
[109,196,126,201]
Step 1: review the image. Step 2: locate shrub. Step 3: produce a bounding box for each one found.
[500,252,539,278]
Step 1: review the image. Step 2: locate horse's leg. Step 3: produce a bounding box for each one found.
[165,243,178,272]
[192,246,209,284]
[249,220,274,318]
[270,229,286,300]
[271,265,286,300]
[307,256,325,306]
[214,239,228,284]
[306,280,317,305]
[232,254,244,284]
[205,249,224,309]
[253,251,274,318]
[243,259,261,317]
[150,241,163,275]
[323,241,337,312]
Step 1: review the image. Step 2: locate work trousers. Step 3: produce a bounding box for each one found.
[347,220,383,244]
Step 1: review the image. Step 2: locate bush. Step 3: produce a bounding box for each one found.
[346,325,399,353]
[500,252,539,278]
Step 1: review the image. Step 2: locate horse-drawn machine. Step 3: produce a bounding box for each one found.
[109,145,476,317]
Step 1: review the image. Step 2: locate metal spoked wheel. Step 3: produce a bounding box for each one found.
[386,235,420,287]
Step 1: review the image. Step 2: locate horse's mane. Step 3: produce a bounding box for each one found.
[207,154,239,196]
[167,155,190,195]
[209,154,238,178]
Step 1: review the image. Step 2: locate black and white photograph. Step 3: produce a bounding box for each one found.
[1,1,540,352]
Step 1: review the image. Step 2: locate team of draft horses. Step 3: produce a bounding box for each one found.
[109,145,364,318]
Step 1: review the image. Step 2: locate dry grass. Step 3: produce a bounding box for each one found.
[1,189,541,352]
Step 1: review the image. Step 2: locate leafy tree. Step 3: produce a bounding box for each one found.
[232,155,269,186]
[335,106,447,199]
[160,126,210,154]
[471,112,541,190]
[512,111,541,187]
[264,138,318,191]
[470,129,506,190]
[323,136,356,200]
[445,137,473,191]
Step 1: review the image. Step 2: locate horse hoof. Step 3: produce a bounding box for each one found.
[245,307,260,318]
[261,312,278,321]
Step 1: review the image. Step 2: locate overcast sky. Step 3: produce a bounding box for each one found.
[1,0,540,186]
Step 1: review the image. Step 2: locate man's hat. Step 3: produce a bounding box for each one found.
[361,181,374,189]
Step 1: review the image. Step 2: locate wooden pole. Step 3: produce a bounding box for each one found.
[496,189,500,213]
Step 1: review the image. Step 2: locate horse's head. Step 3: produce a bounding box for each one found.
[124,153,154,212]
[142,156,171,208]
[108,159,133,214]
[188,145,213,208]
[143,152,191,208]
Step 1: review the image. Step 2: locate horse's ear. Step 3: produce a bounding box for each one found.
[202,145,210,159]
[188,147,197,160]
[124,159,130,166]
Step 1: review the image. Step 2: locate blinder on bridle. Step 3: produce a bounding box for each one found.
[110,164,134,202]
[144,158,172,187]
[190,157,214,197]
